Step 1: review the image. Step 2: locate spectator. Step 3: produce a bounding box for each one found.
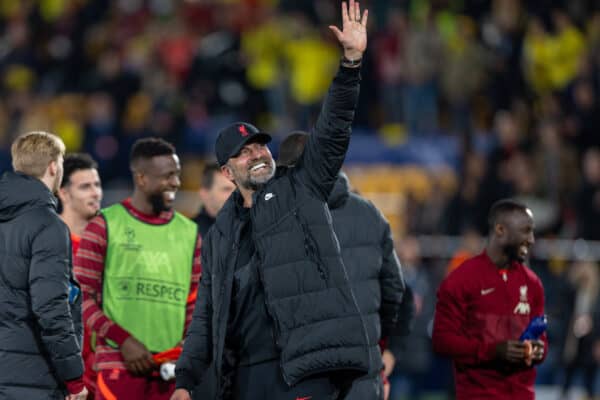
[283,14,341,126]
[403,11,442,134]
[531,119,579,208]
[391,236,435,400]
[372,8,408,124]
[560,260,600,399]
[576,147,600,240]
[440,15,489,134]
[566,79,600,154]
[442,152,488,235]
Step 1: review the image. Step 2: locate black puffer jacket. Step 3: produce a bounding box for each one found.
[0,172,83,399]
[176,65,371,396]
[329,174,406,363]
[328,174,409,399]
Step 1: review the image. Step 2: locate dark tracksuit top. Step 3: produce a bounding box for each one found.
[327,173,408,400]
[0,172,84,399]
[432,251,548,400]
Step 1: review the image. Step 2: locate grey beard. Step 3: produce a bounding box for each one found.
[241,159,275,191]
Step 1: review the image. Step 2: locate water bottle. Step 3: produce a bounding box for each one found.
[519,315,548,341]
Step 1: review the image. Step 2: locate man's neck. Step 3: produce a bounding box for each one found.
[239,187,254,208]
[204,205,219,218]
[40,173,55,193]
[60,210,90,237]
[486,243,510,269]
[130,191,155,215]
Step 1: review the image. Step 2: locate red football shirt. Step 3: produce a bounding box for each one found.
[432,251,547,400]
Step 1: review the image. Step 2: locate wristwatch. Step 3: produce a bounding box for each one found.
[341,55,362,68]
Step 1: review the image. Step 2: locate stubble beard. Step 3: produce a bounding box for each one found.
[238,159,276,191]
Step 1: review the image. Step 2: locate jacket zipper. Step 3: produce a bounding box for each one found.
[292,210,328,281]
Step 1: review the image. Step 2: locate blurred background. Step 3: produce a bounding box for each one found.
[1,0,600,398]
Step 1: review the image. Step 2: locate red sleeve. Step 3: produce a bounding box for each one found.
[73,215,130,345]
[432,274,496,365]
[532,275,548,364]
[65,377,85,395]
[184,233,203,334]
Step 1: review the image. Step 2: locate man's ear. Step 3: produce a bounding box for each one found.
[57,186,68,203]
[132,170,145,188]
[48,160,58,177]
[221,165,234,182]
[494,223,504,238]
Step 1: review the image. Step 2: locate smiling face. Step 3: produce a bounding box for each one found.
[59,168,102,220]
[137,154,181,214]
[496,208,536,263]
[222,141,275,191]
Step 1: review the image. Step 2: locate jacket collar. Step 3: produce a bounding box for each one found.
[327,173,350,210]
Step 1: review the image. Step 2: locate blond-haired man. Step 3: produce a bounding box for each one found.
[0,131,88,399]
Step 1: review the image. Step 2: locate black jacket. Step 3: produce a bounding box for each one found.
[193,208,216,238]
[328,174,409,400]
[328,174,407,362]
[0,172,83,399]
[176,65,371,395]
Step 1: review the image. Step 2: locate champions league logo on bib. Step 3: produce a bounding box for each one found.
[513,285,531,315]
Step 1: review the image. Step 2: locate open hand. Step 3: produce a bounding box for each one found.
[329,0,368,61]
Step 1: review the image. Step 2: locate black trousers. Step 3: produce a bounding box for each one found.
[233,360,340,400]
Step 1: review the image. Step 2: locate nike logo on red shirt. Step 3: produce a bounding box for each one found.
[296,397,312,400]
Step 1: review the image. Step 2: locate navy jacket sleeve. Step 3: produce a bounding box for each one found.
[294,65,361,200]
[29,218,84,382]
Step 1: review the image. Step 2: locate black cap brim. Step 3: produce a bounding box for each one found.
[226,132,272,161]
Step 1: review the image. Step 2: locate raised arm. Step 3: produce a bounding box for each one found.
[295,0,368,199]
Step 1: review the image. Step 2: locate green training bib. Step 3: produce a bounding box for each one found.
[102,204,197,352]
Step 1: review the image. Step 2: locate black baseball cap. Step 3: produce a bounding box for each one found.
[215,122,272,166]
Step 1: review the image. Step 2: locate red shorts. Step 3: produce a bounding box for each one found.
[96,369,175,400]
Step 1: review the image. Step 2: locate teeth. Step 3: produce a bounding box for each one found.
[521,246,528,254]
[164,191,175,201]
[250,163,266,171]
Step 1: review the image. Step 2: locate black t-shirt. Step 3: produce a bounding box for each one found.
[192,209,215,238]
[226,207,279,366]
